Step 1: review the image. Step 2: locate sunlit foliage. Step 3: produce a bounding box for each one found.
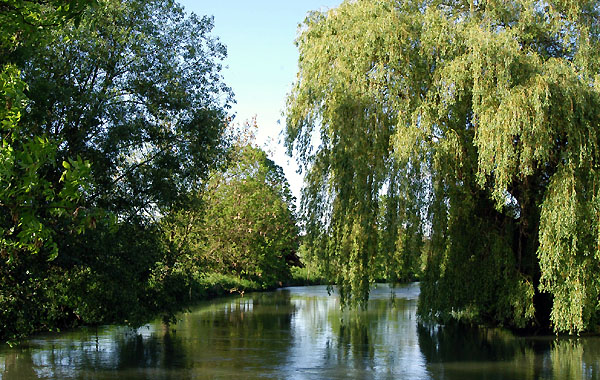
[1,0,97,343]
[286,0,600,332]
[163,138,299,289]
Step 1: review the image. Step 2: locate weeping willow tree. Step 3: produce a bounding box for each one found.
[285,0,600,333]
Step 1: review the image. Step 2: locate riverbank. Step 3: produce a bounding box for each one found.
[175,268,328,308]
[183,267,328,300]
[1,267,326,346]
[143,267,330,327]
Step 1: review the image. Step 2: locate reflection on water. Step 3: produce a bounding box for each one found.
[0,283,598,379]
[419,324,600,379]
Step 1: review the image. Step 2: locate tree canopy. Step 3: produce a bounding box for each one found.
[19,0,232,219]
[286,0,600,333]
[163,129,299,289]
[0,0,233,342]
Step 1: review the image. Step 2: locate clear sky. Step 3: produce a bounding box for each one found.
[177,0,342,204]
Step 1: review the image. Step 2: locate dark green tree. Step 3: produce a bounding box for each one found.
[19,0,232,219]
[1,0,97,343]
[0,0,233,341]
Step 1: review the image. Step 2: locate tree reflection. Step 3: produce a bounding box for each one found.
[0,292,296,379]
[115,327,188,370]
[418,322,600,380]
[307,296,426,379]
[172,290,295,375]
[0,288,599,379]
[1,351,39,380]
[335,315,374,371]
[550,338,600,379]
[417,323,526,363]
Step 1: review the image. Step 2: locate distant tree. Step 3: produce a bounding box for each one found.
[203,145,298,286]
[163,138,299,289]
[286,0,600,333]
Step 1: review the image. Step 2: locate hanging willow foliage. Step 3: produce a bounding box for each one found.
[286,0,600,333]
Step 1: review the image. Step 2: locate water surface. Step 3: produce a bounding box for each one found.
[0,284,598,379]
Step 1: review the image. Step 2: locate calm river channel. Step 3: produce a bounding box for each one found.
[0,283,599,379]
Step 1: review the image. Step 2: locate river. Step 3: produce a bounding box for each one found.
[0,283,598,379]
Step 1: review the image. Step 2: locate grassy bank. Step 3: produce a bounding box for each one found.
[190,273,265,298]
[181,268,327,303]
[285,267,328,286]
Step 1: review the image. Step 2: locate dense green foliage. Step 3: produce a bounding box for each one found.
[19,0,232,218]
[163,142,299,290]
[0,0,237,342]
[286,0,600,333]
[1,0,98,343]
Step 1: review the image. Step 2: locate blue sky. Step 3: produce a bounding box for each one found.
[177,0,342,203]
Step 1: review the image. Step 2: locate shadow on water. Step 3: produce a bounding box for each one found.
[0,291,296,379]
[1,285,600,379]
[417,322,600,380]
[115,327,187,370]
[0,326,192,379]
